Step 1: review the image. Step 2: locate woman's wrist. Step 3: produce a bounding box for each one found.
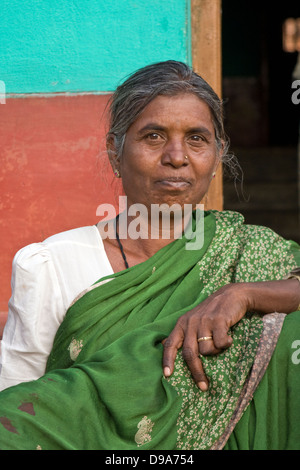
[284,269,300,311]
[230,279,300,315]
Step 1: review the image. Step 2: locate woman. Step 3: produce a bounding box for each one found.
[0,60,299,450]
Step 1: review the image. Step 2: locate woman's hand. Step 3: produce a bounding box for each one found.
[162,279,300,391]
[162,283,248,391]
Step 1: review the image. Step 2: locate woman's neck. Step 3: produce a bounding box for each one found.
[98,208,192,269]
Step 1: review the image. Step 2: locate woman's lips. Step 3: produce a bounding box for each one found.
[155,177,191,189]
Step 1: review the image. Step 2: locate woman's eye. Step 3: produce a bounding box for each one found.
[146,133,160,140]
[189,135,204,142]
[144,133,164,144]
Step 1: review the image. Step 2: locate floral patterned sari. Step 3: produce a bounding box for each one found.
[0,210,299,450]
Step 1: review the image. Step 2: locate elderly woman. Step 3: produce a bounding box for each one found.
[0,60,300,450]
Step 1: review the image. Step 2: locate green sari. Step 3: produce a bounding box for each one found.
[0,210,299,450]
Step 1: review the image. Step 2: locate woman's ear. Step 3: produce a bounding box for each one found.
[214,159,221,176]
[106,134,120,176]
[212,155,221,178]
[213,139,225,174]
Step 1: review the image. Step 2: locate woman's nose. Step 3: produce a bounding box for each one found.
[161,142,188,167]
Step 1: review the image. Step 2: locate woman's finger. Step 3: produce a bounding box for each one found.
[181,344,209,391]
[212,326,233,350]
[162,327,184,378]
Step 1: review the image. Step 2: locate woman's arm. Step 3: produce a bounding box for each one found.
[0,244,65,390]
[162,278,300,391]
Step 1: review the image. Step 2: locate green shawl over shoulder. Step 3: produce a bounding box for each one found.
[0,210,299,450]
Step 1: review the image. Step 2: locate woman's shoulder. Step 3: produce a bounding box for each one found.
[210,209,300,256]
[12,225,106,273]
[208,209,298,248]
[209,209,284,238]
[11,225,113,307]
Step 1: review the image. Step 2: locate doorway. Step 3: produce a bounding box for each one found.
[222,0,300,243]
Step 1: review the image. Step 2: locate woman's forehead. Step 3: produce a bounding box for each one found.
[131,93,214,130]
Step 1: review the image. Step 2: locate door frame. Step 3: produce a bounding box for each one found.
[191,0,223,210]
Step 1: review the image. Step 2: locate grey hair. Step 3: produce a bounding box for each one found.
[107,60,231,165]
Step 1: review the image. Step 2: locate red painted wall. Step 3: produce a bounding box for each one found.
[0,94,122,332]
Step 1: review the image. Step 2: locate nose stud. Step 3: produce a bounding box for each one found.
[184,155,189,160]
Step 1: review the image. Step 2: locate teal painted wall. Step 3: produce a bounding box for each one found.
[1,0,191,94]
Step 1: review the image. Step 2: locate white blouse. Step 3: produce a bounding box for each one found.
[0,226,114,391]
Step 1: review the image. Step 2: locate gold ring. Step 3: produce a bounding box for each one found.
[197,336,213,342]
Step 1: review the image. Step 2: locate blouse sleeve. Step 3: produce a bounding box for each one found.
[0,243,66,390]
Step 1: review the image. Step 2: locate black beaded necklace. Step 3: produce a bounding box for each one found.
[115,213,129,269]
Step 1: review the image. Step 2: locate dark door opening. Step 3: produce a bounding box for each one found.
[222,0,300,243]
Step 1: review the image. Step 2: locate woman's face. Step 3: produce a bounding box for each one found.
[110,93,222,210]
